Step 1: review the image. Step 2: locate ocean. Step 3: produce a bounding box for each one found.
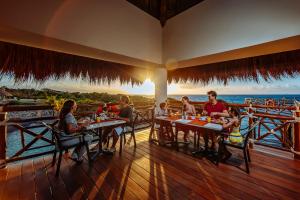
[169,94,300,104]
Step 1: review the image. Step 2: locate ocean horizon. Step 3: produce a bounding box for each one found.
[168,94,300,104]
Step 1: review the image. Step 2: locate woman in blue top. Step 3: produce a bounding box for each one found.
[58,100,93,162]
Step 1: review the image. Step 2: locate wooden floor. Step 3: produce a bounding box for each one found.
[1,129,300,200]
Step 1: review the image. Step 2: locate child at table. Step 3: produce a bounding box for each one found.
[155,102,168,117]
[221,107,243,161]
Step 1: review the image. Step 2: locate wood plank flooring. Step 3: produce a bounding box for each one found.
[1,129,300,200]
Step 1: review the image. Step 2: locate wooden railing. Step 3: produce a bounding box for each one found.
[0,103,154,167]
[1,101,299,168]
[167,100,300,156]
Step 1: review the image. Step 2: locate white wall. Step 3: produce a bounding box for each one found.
[163,0,300,63]
[0,0,162,64]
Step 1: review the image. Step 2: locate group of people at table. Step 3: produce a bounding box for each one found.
[55,90,243,164]
[155,90,243,161]
[57,95,133,163]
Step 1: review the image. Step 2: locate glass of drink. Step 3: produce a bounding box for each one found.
[207,116,211,123]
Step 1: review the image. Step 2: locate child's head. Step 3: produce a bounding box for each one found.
[160,102,167,110]
[229,107,240,118]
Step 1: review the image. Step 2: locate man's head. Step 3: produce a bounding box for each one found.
[207,91,217,102]
[119,95,130,106]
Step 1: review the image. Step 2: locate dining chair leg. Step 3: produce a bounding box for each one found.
[123,133,126,145]
[243,149,250,173]
[119,134,123,154]
[132,131,137,147]
[56,151,63,177]
[175,128,179,151]
[52,149,57,166]
[85,143,91,163]
[193,132,197,150]
[247,148,251,162]
[197,132,200,148]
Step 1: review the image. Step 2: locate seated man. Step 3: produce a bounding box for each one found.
[58,100,93,163]
[102,95,133,153]
[202,91,229,151]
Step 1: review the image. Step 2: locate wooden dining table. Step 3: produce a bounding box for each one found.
[155,115,224,163]
[84,119,127,159]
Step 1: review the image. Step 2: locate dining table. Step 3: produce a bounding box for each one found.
[84,119,127,159]
[155,115,224,163]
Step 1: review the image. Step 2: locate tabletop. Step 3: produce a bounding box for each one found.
[155,116,223,132]
[85,119,127,130]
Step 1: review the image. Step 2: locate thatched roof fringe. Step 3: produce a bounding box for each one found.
[168,49,300,85]
[0,41,152,85]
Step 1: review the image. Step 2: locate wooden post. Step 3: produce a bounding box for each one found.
[293,111,300,160]
[248,104,254,149]
[0,111,7,168]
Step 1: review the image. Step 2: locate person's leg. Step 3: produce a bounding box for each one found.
[203,131,209,150]
[76,134,93,160]
[102,127,112,145]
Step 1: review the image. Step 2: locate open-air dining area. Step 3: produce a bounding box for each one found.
[1,0,300,199]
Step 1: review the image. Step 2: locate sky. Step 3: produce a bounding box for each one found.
[1,74,300,95]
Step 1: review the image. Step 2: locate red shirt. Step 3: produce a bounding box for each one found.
[204,101,226,116]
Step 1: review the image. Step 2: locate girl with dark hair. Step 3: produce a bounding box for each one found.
[221,107,242,161]
[58,100,93,162]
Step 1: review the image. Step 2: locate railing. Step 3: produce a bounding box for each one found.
[167,100,299,152]
[0,103,154,167]
[0,100,299,168]
[0,105,57,165]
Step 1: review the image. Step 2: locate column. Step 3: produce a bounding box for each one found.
[154,67,167,106]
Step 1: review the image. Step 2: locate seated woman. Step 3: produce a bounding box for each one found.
[181,96,196,143]
[102,95,133,153]
[181,96,196,116]
[221,107,243,161]
[155,102,168,117]
[58,100,93,163]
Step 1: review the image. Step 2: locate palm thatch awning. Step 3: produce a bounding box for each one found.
[168,49,300,85]
[0,41,152,85]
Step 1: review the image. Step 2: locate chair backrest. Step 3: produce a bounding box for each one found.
[42,122,64,149]
[242,121,260,147]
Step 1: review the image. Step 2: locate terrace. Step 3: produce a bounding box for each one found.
[1,0,300,199]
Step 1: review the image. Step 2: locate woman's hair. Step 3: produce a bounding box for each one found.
[229,107,240,118]
[59,100,76,121]
[181,96,190,103]
[120,95,130,104]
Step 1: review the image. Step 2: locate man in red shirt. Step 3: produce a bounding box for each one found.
[202,91,229,151]
[203,91,228,118]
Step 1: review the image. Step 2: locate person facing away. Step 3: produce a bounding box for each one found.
[155,102,168,117]
[202,90,229,118]
[181,96,196,116]
[102,95,133,153]
[58,100,93,163]
[221,107,243,161]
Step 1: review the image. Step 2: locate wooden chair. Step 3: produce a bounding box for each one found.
[218,121,259,173]
[106,112,138,154]
[42,122,92,177]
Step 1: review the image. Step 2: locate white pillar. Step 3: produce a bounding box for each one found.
[154,68,167,106]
